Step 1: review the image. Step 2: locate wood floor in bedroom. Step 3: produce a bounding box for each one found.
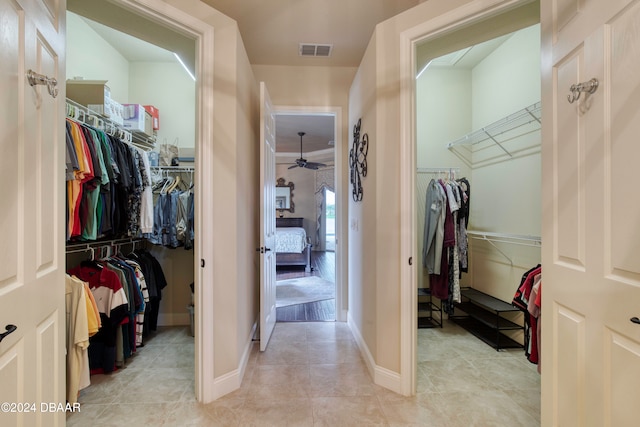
[276,250,335,322]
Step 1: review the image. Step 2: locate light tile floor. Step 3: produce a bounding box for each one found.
[67,320,540,426]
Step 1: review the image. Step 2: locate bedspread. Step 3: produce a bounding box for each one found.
[276,227,307,253]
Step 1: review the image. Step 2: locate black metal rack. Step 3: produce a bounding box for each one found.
[417,288,442,328]
[451,287,523,350]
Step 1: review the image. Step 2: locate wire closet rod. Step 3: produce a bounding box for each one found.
[150,165,195,172]
[417,167,461,174]
[466,230,541,266]
[65,237,144,255]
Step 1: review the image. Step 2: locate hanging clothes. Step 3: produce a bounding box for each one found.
[512,264,542,365]
[147,171,195,249]
[67,262,129,375]
[64,118,154,243]
[65,275,91,405]
[457,177,471,273]
[421,173,471,314]
[423,179,446,274]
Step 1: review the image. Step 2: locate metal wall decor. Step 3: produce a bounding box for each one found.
[349,118,369,201]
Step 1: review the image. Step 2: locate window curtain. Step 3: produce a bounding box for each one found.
[314,168,334,250]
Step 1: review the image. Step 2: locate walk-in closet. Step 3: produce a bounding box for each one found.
[414,12,542,423]
[63,5,197,411]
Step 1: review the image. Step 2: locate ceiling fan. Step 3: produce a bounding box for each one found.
[288,131,327,170]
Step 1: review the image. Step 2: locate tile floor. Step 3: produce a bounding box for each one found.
[67,320,540,426]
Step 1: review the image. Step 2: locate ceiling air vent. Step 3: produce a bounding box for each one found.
[299,43,333,57]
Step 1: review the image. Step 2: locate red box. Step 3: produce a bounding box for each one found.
[143,105,160,130]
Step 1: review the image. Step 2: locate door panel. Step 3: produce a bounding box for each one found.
[608,3,640,282]
[554,48,586,269]
[0,0,65,425]
[542,0,640,425]
[553,304,586,427]
[606,331,640,425]
[0,0,21,288]
[259,82,277,351]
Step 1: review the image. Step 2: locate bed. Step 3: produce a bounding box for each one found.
[276,217,312,272]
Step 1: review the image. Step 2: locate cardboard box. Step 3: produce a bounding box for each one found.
[122,104,153,136]
[143,105,160,130]
[66,79,111,116]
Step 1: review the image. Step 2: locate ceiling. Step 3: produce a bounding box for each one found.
[70,0,519,160]
[199,0,422,67]
[276,114,335,157]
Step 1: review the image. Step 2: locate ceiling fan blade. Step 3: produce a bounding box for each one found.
[288,164,299,169]
[305,161,326,169]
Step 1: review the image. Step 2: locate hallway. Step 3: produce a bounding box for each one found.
[67,320,539,426]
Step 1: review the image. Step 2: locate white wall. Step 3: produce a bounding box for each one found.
[66,12,130,101]
[416,68,471,168]
[129,61,196,151]
[472,25,541,127]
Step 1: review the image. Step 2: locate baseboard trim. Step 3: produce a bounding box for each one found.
[346,313,376,380]
[212,320,258,400]
[347,313,402,395]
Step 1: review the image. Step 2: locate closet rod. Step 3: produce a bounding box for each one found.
[417,167,461,173]
[150,166,195,172]
[466,230,541,245]
[65,237,144,255]
[467,230,541,266]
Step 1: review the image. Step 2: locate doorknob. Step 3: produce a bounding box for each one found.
[631,317,640,325]
[264,247,272,252]
[0,324,17,343]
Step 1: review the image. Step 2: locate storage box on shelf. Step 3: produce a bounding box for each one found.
[417,288,442,328]
[450,287,524,350]
[143,105,160,130]
[122,103,154,137]
[66,79,125,125]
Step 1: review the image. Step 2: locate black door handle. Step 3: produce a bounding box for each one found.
[631,317,640,325]
[265,247,272,252]
[0,324,17,343]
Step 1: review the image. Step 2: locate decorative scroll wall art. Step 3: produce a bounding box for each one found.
[349,118,368,201]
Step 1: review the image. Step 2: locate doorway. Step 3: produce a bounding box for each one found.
[413,3,541,425]
[272,109,341,322]
[64,6,199,409]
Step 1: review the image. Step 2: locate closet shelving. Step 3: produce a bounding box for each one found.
[451,287,524,351]
[65,237,145,255]
[466,230,541,265]
[66,99,157,151]
[446,101,541,158]
[417,288,442,328]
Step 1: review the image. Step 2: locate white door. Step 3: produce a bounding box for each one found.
[259,82,277,351]
[541,0,640,425]
[0,0,66,426]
